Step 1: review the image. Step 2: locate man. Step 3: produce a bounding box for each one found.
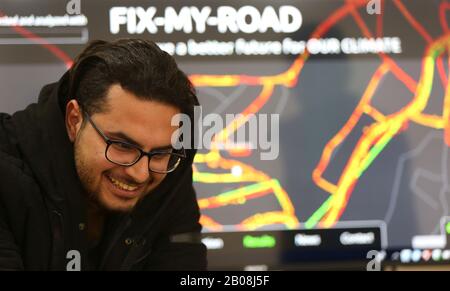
[0,39,207,270]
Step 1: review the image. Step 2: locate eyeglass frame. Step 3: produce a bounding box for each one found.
[82,111,186,174]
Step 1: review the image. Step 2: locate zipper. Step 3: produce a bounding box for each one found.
[98,215,132,270]
[50,210,64,270]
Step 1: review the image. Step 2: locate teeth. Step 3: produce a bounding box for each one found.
[108,176,138,192]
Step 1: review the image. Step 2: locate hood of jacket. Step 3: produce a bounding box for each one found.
[4,71,199,270]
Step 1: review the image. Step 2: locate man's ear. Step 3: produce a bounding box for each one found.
[66,100,83,142]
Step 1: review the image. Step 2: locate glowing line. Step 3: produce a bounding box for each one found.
[322,35,449,227]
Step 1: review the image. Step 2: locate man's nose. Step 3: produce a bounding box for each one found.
[124,156,150,184]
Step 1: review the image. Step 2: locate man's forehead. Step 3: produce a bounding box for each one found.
[95,84,180,149]
[103,84,180,119]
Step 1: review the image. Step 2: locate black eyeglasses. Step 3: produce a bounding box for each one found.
[83,112,186,174]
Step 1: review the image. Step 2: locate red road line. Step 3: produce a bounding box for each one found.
[0,10,73,69]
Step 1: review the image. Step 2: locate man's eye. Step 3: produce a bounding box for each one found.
[152,153,171,161]
[113,142,135,151]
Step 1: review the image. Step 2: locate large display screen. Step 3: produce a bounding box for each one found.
[1,0,449,270]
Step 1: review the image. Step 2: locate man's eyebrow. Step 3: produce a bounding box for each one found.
[106,131,144,148]
[106,131,173,152]
[152,145,174,151]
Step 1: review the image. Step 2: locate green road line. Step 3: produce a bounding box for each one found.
[305,196,333,229]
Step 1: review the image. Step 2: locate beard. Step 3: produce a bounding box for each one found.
[74,139,104,208]
[73,138,136,213]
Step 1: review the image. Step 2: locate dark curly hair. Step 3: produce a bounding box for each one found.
[67,38,198,117]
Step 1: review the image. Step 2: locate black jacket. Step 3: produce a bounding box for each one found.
[0,73,207,271]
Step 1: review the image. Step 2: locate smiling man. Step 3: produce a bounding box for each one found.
[0,39,207,270]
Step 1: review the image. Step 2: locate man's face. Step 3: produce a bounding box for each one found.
[66,84,180,212]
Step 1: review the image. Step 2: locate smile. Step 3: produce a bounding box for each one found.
[107,175,139,192]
